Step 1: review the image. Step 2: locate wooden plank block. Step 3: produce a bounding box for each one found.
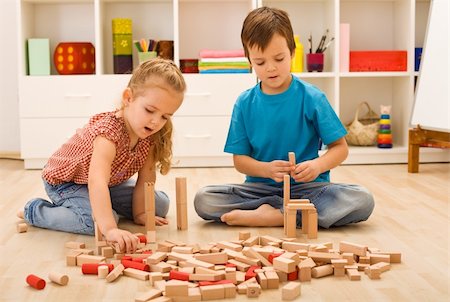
[283,174,290,235]
[144,182,156,234]
[339,241,368,257]
[124,268,150,280]
[106,264,125,283]
[282,281,301,300]
[176,177,188,230]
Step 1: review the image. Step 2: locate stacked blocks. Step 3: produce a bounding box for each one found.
[112,18,133,74]
[54,42,95,75]
[378,107,393,148]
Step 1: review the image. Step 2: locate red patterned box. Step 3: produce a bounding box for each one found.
[54,42,95,75]
[349,51,407,72]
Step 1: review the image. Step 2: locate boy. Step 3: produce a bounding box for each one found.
[194,7,374,228]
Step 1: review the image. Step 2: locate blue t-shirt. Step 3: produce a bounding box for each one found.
[224,75,347,184]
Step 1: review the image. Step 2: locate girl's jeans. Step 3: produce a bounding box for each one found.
[194,181,374,228]
[24,178,169,235]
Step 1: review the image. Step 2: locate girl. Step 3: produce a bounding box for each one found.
[19,58,186,253]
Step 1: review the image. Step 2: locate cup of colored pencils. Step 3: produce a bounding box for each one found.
[135,38,158,64]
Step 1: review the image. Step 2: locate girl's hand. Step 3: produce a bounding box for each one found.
[291,160,321,183]
[134,213,168,226]
[105,228,139,254]
[266,160,293,182]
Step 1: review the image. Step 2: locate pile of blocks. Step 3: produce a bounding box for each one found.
[59,232,401,301]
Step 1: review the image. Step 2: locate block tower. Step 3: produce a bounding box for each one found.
[378,105,393,148]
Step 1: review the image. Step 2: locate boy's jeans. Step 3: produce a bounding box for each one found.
[24,178,169,235]
[194,181,374,228]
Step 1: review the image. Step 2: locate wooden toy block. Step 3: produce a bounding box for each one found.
[370,262,391,273]
[331,259,347,268]
[356,263,370,272]
[200,284,225,300]
[122,260,150,271]
[369,253,390,264]
[301,209,310,235]
[246,282,261,297]
[26,274,46,290]
[94,221,102,243]
[144,182,156,239]
[273,256,297,273]
[73,248,94,255]
[346,268,361,281]
[101,246,114,258]
[48,272,69,286]
[339,241,368,257]
[185,258,215,270]
[134,289,162,302]
[172,246,194,254]
[298,266,312,282]
[243,248,272,267]
[149,272,164,285]
[54,42,95,75]
[307,251,342,263]
[153,280,167,291]
[372,251,402,263]
[242,236,259,247]
[282,241,310,252]
[234,254,260,267]
[65,241,86,249]
[106,264,125,282]
[176,177,188,230]
[358,256,370,264]
[227,259,250,272]
[147,252,168,264]
[288,152,296,166]
[223,283,237,298]
[287,203,316,211]
[98,265,109,279]
[239,231,251,241]
[124,268,150,280]
[341,252,355,264]
[307,209,318,239]
[280,252,300,264]
[164,280,189,297]
[193,252,228,265]
[256,271,268,289]
[311,264,333,278]
[365,266,381,279]
[187,287,202,300]
[217,241,242,252]
[66,250,83,266]
[282,281,301,301]
[189,273,222,282]
[157,241,176,252]
[276,271,288,283]
[97,241,108,255]
[145,297,171,302]
[259,235,283,246]
[283,174,290,235]
[168,251,193,262]
[17,223,28,233]
[76,254,105,266]
[264,270,280,289]
[285,207,297,238]
[333,267,346,277]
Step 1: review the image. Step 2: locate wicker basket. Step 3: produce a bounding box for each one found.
[345,102,379,146]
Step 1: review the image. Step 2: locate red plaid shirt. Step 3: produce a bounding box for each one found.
[43,111,153,186]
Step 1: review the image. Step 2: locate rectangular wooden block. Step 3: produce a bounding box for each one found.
[134,289,162,302]
[282,281,301,300]
[176,177,188,230]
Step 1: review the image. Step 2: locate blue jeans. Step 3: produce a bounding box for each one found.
[194,181,374,228]
[24,178,170,235]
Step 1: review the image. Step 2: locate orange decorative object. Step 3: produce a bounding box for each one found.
[54,42,95,75]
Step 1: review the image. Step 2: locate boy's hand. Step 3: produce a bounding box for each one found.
[267,160,293,182]
[134,213,168,226]
[291,160,321,183]
[105,228,139,254]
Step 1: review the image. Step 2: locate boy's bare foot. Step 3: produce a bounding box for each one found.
[17,209,24,219]
[220,204,283,227]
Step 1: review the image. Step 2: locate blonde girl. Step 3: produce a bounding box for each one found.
[20,58,186,253]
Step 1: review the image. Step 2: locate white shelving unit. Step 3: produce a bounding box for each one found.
[17,0,448,169]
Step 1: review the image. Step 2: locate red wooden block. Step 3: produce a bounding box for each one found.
[54,42,95,75]
[288,270,298,281]
[26,274,46,290]
[268,253,284,264]
[132,257,144,263]
[350,51,407,72]
[137,235,147,244]
[245,265,261,280]
[122,256,133,261]
[225,263,237,268]
[170,270,190,281]
[121,259,149,271]
[82,263,114,275]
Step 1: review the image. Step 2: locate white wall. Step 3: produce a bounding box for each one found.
[0,0,20,153]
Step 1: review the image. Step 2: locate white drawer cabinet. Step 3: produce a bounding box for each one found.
[177,74,255,117]
[20,118,89,169]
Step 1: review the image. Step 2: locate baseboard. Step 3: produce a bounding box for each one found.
[0,152,22,160]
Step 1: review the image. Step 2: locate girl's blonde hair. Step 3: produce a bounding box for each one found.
[127,58,186,175]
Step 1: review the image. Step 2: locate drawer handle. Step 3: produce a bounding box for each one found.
[185,92,211,97]
[184,134,212,139]
[64,94,92,99]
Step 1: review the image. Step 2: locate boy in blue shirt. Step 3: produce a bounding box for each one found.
[194,7,374,228]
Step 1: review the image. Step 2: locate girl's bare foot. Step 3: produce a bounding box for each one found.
[220,204,283,227]
[17,209,24,219]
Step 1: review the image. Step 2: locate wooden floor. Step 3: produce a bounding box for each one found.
[0,159,448,301]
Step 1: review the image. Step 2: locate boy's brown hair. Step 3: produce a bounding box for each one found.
[241,7,295,60]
